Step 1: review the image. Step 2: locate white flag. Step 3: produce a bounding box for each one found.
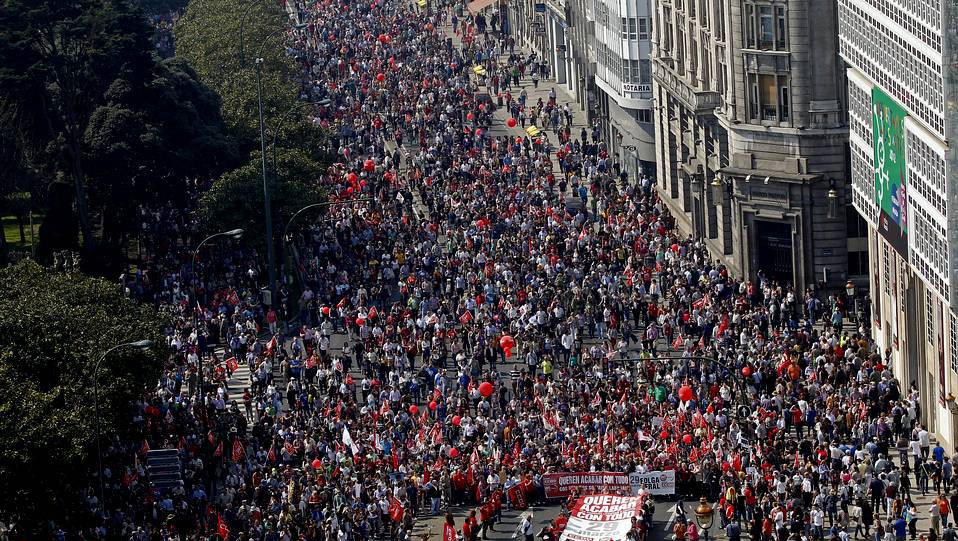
[342,426,360,455]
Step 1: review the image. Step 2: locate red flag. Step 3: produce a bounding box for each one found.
[139,440,150,455]
[337,297,347,309]
[225,356,239,372]
[368,306,379,320]
[265,336,278,356]
[232,439,245,462]
[672,335,684,349]
[508,483,528,510]
[213,440,224,457]
[217,514,230,540]
[388,495,404,522]
[208,431,216,445]
[267,443,277,463]
[392,446,399,469]
[459,311,473,325]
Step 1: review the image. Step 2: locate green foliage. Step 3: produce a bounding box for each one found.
[0,0,239,269]
[198,147,327,248]
[174,0,299,146]
[0,260,165,525]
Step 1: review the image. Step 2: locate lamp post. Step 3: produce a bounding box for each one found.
[93,339,153,510]
[238,0,274,68]
[281,199,372,286]
[693,497,715,541]
[253,56,278,309]
[269,99,330,184]
[191,228,243,398]
[826,178,839,219]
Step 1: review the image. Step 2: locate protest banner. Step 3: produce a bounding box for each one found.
[559,494,645,541]
[628,470,676,495]
[542,472,632,499]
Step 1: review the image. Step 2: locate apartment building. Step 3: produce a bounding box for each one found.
[650,0,864,297]
[839,0,958,448]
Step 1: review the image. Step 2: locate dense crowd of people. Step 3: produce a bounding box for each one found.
[52,0,957,540]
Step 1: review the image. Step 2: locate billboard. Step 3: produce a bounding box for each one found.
[872,87,909,257]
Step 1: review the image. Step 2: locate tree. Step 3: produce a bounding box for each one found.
[198,147,327,249]
[0,0,157,253]
[81,57,237,264]
[0,260,165,529]
[173,0,300,147]
[0,1,237,272]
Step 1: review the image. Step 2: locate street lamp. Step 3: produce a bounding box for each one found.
[191,228,243,398]
[93,339,153,511]
[693,497,715,540]
[710,176,724,202]
[281,199,372,286]
[252,56,278,310]
[826,178,839,219]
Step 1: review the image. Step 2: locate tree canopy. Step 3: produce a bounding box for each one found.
[198,147,327,249]
[0,259,166,526]
[0,0,236,272]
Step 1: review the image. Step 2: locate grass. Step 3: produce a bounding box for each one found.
[2,214,42,250]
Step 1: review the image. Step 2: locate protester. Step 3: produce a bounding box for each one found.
[54,0,942,539]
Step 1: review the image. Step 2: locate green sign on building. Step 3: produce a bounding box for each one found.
[872,87,909,257]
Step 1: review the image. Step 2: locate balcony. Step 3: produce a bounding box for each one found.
[651,57,722,114]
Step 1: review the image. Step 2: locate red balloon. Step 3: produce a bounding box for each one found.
[364,159,375,172]
[452,415,462,426]
[347,172,358,183]
[322,306,331,315]
[409,405,419,415]
[467,112,475,121]
[499,335,515,349]
[355,318,365,326]
[311,458,322,469]
[682,434,693,444]
[475,128,482,136]
[449,448,459,458]
[346,186,354,194]
[678,385,693,402]
[507,117,517,128]
[742,366,752,377]
[659,430,669,440]
[478,104,485,112]
[503,346,513,358]
[376,72,385,82]
[429,401,438,411]
[478,381,494,397]
[514,137,523,144]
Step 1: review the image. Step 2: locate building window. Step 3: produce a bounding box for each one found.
[759,6,774,48]
[775,6,787,49]
[640,59,652,83]
[621,17,628,39]
[629,18,638,40]
[744,3,787,50]
[928,291,936,344]
[746,73,790,122]
[638,18,650,40]
[745,4,756,48]
[951,311,958,374]
[779,79,790,120]
[636,109,652,123]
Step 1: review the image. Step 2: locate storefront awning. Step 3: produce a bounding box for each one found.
[467,0,497,15]
[718,166,819,183]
